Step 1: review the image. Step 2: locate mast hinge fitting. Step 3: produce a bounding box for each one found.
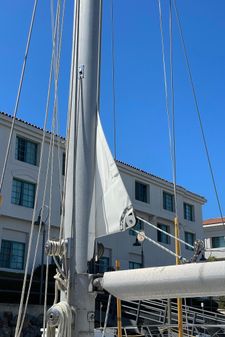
[120,206,136,231]
[78,64,85,79]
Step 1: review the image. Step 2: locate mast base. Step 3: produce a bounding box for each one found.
[71,273,96,337]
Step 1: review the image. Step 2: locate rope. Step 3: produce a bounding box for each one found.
[184,298,190,337]
[45,239,67,280]
[131,228,186,262]
[62,0,82,304]
[13,3,53,337]
[0,0,38,197]
[43,1,63,334]
[14,2,63,336]
[51,0,64,231]
[102,294,112,337]
[173,0,225,227]
[46,301,72,337]
[136,216,194,250]
[111,0,117,159]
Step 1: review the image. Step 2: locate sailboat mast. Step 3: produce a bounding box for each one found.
[64,0,102,336]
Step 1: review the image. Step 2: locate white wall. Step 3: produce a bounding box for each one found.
[98,163,205,269]
[0,114,64,273]
[204,224,225,260]
[0,113,206,273]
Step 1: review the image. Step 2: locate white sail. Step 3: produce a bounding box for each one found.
[88,114,135,260]
[101,261,225,300]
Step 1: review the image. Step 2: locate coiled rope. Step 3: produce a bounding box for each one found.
[46,301,72,337]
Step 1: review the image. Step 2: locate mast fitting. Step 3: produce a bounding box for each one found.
[120,206,136,231]
[78,64,85,79]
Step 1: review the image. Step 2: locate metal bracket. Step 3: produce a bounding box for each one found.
[87,311,95,322]
[78,65,85,79]
[120,206,136,231]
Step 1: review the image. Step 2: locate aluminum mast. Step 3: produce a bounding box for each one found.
[64,1,102,336]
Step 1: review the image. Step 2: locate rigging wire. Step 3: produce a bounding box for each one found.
[54,12,66,223]
[184,298,190,337]
[172,0,225,226]
[137,216,194,250]
[157,0,174,179]
[169,0,178,220]
[43,1,65,334]
[43,112,57,337]
[131,228,186,262]
[62,0,82,304]
[102,294,112,337]
[0,0,38,196]
[14,2,63,336]
[167,9,184,337]
[111,0,117,159]
[157,0,182,264]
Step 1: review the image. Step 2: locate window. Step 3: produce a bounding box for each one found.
[98,257,110,273]
[62,152,66,176]
[0,240,25,270]
[163,192,174,212]
[185,232,195,250]
[135,181,149,203]
[212,236,225,248]
[184,203,194,221]
[129,261,142,269]
[16,136,38,165]
[11,178,36,208]
[157,223,170,244]
[129,219,144,236]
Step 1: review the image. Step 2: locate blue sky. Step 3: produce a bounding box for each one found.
[0,1,225,220]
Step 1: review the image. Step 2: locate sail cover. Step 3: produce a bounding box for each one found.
[88,115,135,260]
[102,261,225,300]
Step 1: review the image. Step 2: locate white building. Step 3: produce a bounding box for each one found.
[0,111,206,275]
[203,218,225,260]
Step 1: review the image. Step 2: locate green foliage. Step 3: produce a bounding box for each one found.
[218,296,225,309]
[207,256,217,262]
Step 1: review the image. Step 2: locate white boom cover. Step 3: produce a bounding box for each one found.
[102,261,225,300]
[88,115,134,260]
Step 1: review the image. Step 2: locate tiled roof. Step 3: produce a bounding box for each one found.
[117,160,206,201]
[203,217,225,225]
[0,111,65,140]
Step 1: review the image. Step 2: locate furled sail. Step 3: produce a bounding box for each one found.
[101,261,225,300]
[88,114,135,260]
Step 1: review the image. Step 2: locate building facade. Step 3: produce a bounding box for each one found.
[0,112,206,276]
[203,218,225,260]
